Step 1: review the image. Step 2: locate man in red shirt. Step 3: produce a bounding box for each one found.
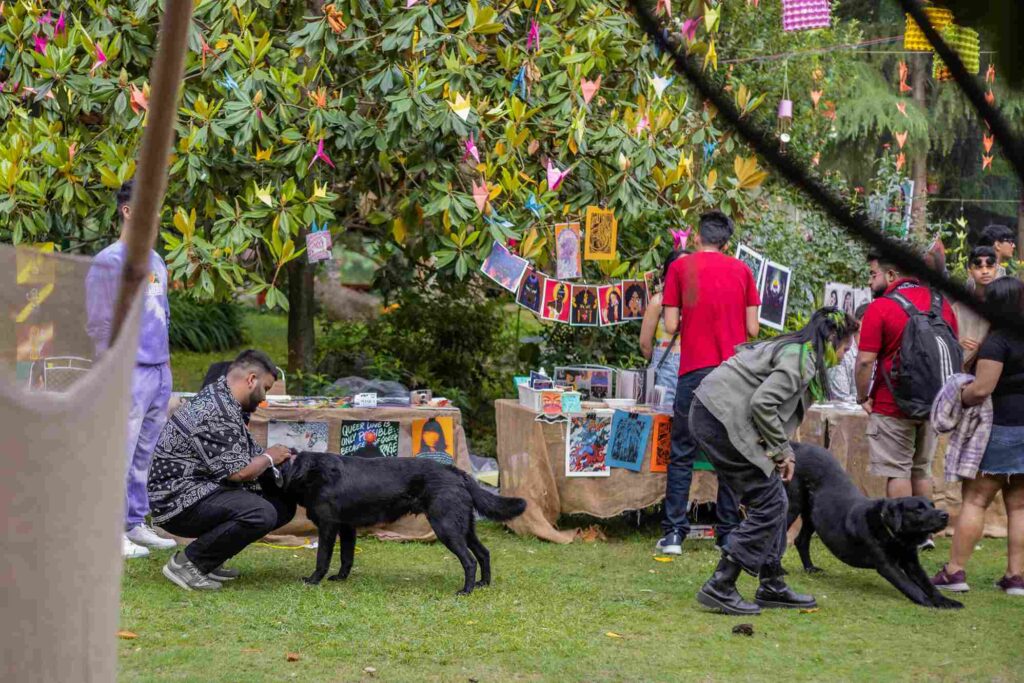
[657,210,762,555]
[855,253,959,508]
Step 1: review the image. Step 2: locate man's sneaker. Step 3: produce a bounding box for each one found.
[162,552,222,591]
[655,532,683,556]
[918,537,936,552]
[122,535,150,559]
[995,575,1024,596]
[127,524,177,550]
[931,564,969,592]
[208,565,241,582]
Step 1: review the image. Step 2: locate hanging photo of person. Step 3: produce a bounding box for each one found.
[841,288,856,317]
[412,416,455,466]
[570,285,599,326]
[554,222,582,280]
[621,280,648,320]
[542,279,572,322]
[480,241,529,293]
[824,282,845,310]
[736,244,766,288]
[758,261,792,331]
[516,267,546,315]
[597,284,623,326]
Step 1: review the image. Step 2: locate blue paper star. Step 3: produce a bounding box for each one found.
[220,73,238,91]
[703,140,718,163]
[486,210,514,229]
[0,45,7,71]
[511,65,527,101]
[525,193,543,218]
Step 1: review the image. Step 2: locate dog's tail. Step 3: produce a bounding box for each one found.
[462,473,527,521]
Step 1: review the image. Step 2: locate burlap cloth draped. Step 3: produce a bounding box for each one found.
[496,400,1007,543]
[163,402,472,545]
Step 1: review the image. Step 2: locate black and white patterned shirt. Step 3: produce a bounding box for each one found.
[148,377,262,524]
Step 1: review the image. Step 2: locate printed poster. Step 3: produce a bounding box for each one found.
[267,420,329,452]
[649,414,671,473]
[584,206,617,261]
[339,420,401,458]
[736,244,766,289]
[554,221,582,280]
[566,412,612,477]
[824,282,849,312]
[542,279,572,323]
[570,284,599,327]
[412,416,455,466]
[597,283,623,326]
[759,261,792,332]
[620,280,648,320]
[481,241,529,293]
[516,267,546,315]
[607,410,652,472]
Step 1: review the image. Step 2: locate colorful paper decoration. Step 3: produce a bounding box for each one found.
[896,101,908,117]
[308,138,335,169]
[55,12,66,34]
[895,131,907,149]
[0,45,7,70]
[33,35,47,54]
[90,44,107,74]
[580,76,601,105]
[305,222,333,263]
[649,414,670,473]
[903,6,954,51]
[781,0,831,32]
[982,155,993,171]
[671,228,691,251]
[526,19,540,51]
[681,17,698,43]
[545,160,570,192]
[932,24,980,79]
[584,206,617,261]
[448,92,472,121]
[656,0,671,17]
[464,134,480,164]
[220,74,239,91]
[524,193,543,217]
[472,179,489,213]
[778,99,793,119]
[651,75,673,98]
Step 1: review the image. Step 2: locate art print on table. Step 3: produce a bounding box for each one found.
[516,267,546,314]
[412,416,455,466]
[554,222,583,280]
[481,241,529,293]
[570,285,599,327]
[541,391,563,416]
[621,280,648,320]
[542,279,572,323]
[267,420,329,453]
[736,244,766,290]
[607,410,652,472]
[759,262,792,331]
[584,206,618,261]
[597,283,623,326]
[649,414,671,473]
[588,369,611,399]
[566,412,612,477]
[339,420,400,458]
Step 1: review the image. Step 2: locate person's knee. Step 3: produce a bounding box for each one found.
[240,499,278,533]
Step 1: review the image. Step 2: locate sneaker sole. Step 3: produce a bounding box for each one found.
[655,545,682,556]
[208,574,239,582]
[936,583,970,593]
[131,540,178,550]
[696,589,761,616]
[162,564,194,591]
[755,598,817,610]
[995,583,1024,596]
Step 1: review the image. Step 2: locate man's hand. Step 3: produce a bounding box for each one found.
[266,444,292,465]
[777,456,796,483]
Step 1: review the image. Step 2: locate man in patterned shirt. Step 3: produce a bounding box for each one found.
[148,350,295,591]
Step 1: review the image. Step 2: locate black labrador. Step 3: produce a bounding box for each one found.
[277,451,527,594]
[785,443,962,609]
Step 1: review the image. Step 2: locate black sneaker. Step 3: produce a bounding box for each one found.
[654,532,683,556]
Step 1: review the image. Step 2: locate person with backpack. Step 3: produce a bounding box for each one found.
[855,252,960,526]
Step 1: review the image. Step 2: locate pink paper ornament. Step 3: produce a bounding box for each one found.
[777,99,793,118]
[781,0,831,32]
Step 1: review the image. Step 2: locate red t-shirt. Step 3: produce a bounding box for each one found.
[662,251,761,376]
[858,278,959,419]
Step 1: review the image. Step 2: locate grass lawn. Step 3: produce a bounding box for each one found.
[119,525,1020,682]
[170,311,288,392]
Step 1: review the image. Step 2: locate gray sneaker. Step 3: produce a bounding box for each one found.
[162,552,222,591]
[208,565,241,581]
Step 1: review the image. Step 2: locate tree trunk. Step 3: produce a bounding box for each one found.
[287,228,316,390]
[910,53,929,239]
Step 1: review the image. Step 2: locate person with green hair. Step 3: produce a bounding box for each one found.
[689,308,860,615]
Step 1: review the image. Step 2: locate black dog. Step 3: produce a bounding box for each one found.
[278,452,527,594]
[785,443,962,609]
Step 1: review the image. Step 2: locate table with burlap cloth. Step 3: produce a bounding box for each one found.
[495,399,719,543]
[166,398,472,544]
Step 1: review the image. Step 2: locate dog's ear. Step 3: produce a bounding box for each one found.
[881,499,903,534]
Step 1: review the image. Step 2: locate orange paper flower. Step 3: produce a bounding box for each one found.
[323,4,347,34]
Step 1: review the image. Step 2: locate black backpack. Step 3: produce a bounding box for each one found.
[881,289,963,420]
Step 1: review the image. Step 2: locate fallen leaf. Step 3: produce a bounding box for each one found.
[577,525,607,543]
[466,620,478,625]
[117,631,138,640]
[605,631,623,639]
[799,608,819,614]
[286,653,300,662]
[732,623,755,636]
[653,556,674,563]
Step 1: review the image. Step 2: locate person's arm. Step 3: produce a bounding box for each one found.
[854,302,883,408]
[639,296,662,361]
[854,350,877,408]
[745,306,760,339]
[225,445,293,482]
[84,255,118,356]
[663,306,680,335]
[749,346,808,462]
[961,359,1003,407]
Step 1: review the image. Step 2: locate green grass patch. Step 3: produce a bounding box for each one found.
[170,311,288,392]
[120,527,1019,682]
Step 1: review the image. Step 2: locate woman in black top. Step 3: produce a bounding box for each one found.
[932,277,1024,597]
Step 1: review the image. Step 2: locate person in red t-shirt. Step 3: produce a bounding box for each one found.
[655,210,762,556]
[855,253,959,508]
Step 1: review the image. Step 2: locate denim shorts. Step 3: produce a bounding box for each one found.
[979,424,1024,476]
[650,348,680,408]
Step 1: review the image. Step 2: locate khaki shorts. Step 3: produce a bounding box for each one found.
[866,413,938,480]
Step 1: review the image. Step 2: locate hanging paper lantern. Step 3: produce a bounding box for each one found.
[932,24,981,80]
[903,6,954,52]
[781,0,831,32]
[777,99,793,151]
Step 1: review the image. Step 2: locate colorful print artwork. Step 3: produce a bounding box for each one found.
[607,411,652,472]
[481,241,529,293]
[542,279,572,322]
[339,420,401,458]
[554,222,582,280]
[566,412,612,477]
[584,206,617,260]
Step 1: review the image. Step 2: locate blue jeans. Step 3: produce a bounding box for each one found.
[650,348,681,408]
[661,368,740,542]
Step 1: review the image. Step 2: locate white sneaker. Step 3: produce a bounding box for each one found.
[122,535,150,559]
[127,524,177,550]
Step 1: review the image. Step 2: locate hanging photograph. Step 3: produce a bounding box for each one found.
[597,283,623,326]
[649,414,671,473]
[584,206,618,260]
[606,410,652,472]
[566,412,612,477]
[267,420,329,453]
[620,280,649,320]
[516,267,546,315]
[570,284,599,327]
[412,416,455,466]
[853,287,872,311]
[840,287,857,317]
[339,420,401,458]
[480,241,529,293]
[736,244,766,287]
[759,262,792,331]
[824,282,849,311]
[542,279,572,323]
[554,221,583,280]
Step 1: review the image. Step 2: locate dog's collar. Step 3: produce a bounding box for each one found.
[880,518,897,539]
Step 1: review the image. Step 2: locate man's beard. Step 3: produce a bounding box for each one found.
[242,389,264,413]
[870,283,887,299]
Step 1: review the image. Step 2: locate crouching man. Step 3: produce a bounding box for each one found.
[147,350,296,591]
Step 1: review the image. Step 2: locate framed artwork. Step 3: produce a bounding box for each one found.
[759,261,792,331]
[649,414,671,473]
[620,280,649,320]
[570,284,599,327]
[412,416,455,466]
[584,206,617,260]
[736,244,766,291]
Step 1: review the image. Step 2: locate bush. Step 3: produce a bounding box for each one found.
[168,292,246,353]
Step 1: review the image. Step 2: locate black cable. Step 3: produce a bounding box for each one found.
[624,0,1024,339]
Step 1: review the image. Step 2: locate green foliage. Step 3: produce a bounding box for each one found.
[167,291,246,353]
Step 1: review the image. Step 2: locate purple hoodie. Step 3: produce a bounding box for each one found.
[85,241,170,365]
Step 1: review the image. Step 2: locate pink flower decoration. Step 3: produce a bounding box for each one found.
[671,228,691,250]
[55,12,66,34]
[34,35,48,54]
[90,45,107,74]
[38,11,53,24]
[545,160,570,192]
[308,138,336,169]
[464,134,480,164]
[681,18,699,43]
[526,20,540,52]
